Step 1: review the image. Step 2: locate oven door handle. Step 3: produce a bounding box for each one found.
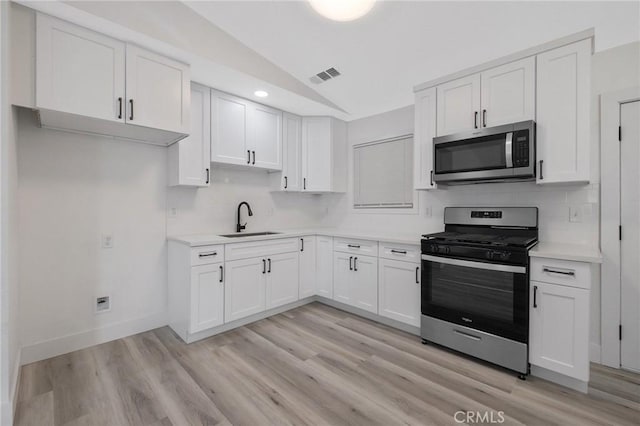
[421,254,526,274]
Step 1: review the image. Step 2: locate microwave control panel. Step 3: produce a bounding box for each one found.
[512,130,530,167]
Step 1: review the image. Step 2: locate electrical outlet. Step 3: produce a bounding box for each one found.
[569,206,582,223]
[101,234,114,248]
[168,207,178,218]
[96,296,111,313]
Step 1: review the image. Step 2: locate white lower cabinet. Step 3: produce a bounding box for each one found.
[316,236,334,298]
[529,280,590,381]
[378,258,421,327]
[266,252,299,309]
[333,252,378,314]
[224,257,267,323]
[190,263,224,333]
[299,237,317,298]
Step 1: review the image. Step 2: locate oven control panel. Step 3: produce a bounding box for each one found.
[471,210,502,219]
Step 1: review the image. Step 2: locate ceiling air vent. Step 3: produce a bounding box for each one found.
[309,67,342,84]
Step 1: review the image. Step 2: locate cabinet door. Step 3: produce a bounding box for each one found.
[480,57,535,127]
[224,257,266,322]
[436,74,481,136]
[125,45,190,134]
[36,14,125,122]
[169,83,210,187]
[266,252,299,309]
[414,87,437,190]
[299,237,317,298]
[281,113,302,191]
[301,117,332,191]
[379,259,421,326]
[249,104,282,170]
[536,39,591,184]
[211,91,250,165]
[529,281,590,381]
[316,236,334,298]
[190,263,224,333]
[333,252,353,305]
[351,255,378,314]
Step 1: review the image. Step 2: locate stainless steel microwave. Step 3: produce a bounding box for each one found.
[433,121,536,184]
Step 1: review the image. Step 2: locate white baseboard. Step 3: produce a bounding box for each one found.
[20,312,168,365]
[1,348,21,426]
[590,342,602,364]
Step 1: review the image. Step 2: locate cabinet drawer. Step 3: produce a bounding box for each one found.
[225,238,299,261]
[191,245,224,266]
[333,238,378,255]
[379,242,420,263]
[530,257,591,290]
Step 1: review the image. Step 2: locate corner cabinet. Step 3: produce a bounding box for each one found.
[169,83,211,187]
[536,39,591,184]
[414,87,437,190]
[211,90,282,171]
[35,13,190,145]
[301,117,347,192]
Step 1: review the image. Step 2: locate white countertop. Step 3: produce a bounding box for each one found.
[529,242,602,264]
[168,228,423,247]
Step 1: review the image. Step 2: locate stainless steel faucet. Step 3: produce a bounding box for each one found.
[236,202,253,233]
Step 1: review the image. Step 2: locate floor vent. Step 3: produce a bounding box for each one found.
[309,67,342,84]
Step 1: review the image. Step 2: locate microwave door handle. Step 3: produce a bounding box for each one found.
[505,132,513,168]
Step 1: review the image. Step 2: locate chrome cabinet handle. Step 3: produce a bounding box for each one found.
[198,251,217,258]
[543,267,575,276]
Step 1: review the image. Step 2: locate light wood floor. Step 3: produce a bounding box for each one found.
[14,302,640,426]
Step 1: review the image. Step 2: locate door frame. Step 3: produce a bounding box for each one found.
[600,86,640,368]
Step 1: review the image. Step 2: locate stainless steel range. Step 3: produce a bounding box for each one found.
[420,207,538,378]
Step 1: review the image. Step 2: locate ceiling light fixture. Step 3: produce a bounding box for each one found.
[309,0,375,22]
[254,90,269,98]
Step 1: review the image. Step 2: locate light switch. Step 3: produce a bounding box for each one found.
[101,234,114,248]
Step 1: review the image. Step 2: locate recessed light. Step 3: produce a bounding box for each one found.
[254,90,268,98]
[309,0,375,22]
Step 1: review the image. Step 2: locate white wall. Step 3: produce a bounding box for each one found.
[16,110,169,363]
[167,168,330,236]
[1,1,21,424]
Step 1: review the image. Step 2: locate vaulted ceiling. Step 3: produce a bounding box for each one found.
[186,1,640,120]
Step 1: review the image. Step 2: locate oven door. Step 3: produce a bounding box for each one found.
[421,254,529,343]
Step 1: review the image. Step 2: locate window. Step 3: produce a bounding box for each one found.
[353,135,414,209]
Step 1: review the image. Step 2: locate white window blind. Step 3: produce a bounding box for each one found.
[353,135,414,208]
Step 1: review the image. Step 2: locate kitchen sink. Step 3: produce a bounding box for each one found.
[218,231,281,238]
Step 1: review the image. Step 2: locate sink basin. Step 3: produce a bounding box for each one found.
[219,231,281,238]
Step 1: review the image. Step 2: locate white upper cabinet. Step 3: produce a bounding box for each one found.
[36,14,125,122]
[211,90,282,170]
[414,87,437,190]
[35,13,190,145]
[436,74,481,136]
[480,57,535,127]
[301,117,347,192]
[249,104,282,170]
[276,112,302,191]
[536,39,591,184]
[211,90,250,166]
[125,45,190,134]
[169,83,210,187]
